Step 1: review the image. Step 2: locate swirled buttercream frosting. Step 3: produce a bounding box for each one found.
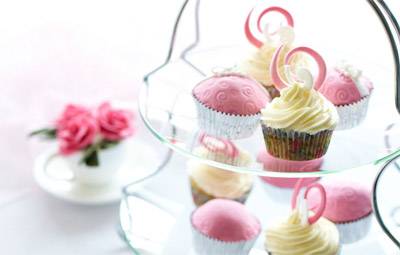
[265,209,339,255]
[261,83,338,134]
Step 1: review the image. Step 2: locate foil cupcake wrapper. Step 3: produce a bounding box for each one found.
[190,177,252,207]
[335,95,371,130]
[336,213,373,244]
[194,97,261,140]
[191,225,259,255]
[262,126,334,161]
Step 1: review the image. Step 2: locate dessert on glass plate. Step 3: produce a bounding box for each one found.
[262,45,338,161]
[265,182,340,255]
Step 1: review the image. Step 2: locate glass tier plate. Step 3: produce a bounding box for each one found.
[138,45,400,177]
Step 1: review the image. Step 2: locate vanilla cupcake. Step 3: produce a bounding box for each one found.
[265,183,340,255]
[261,46,338,160]
[241,6,306,98]
[188,160,254,207]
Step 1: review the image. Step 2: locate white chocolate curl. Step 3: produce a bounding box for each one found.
[263,25,295,45]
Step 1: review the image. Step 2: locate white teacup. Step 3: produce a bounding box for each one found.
[61,142,127,187]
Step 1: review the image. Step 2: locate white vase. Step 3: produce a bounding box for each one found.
[63,142,127,186]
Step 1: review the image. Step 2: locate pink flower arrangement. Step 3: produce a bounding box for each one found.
[30,102,135,166]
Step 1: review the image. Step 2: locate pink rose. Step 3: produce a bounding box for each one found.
[97,102,134,141]
[57,115,97,155]
[56,104,92,128]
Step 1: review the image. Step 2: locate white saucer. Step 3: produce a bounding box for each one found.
[33,139,159,205]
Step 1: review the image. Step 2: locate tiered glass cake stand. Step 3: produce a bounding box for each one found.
[119,0,400,254]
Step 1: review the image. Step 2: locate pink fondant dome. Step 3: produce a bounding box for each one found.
[193,74,270,115]
[307,180,372,222]
[191,199,261,242]
[318,68,362,105]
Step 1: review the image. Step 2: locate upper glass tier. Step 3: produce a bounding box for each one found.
[138,0,400,177]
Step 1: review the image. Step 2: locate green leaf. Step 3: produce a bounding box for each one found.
[81,145,99,167]
[28,128,57,139]
[99,140,119,150]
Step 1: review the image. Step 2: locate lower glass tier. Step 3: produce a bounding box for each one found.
[119,155,400,254]
[139,45,400,177]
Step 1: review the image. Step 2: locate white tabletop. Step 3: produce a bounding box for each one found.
[1,0,400,254]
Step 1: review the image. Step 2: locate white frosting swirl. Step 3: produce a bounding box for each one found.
[265,209,340,255]
[261,83,338,134]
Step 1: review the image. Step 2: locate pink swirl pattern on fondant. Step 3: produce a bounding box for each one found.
[193,74,270,115]
[307,180,372,222]
[318,68,362,105]
[192,199,261,242]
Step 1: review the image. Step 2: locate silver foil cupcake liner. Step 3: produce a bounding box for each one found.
[194,97,261,140]
[191,225,259,255]
[262,126,334,161]
[336,213,373,244]
[335,95,370,130]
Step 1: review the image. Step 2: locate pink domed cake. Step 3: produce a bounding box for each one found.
[319,68,362,105]
[191,199,261,242]
[193,74,270,115]
[257,150,321,188]
[307,180,372,223]
[193,73,271,139]
[317,62,374,130]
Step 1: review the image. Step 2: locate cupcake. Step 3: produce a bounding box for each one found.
[193,73,270,139]
[188,158,254,207]
[307,180,373,244]
[265,183,340,255]
[242,6,307,98]
[261,46,338,160]
[257,149,321,189]
[317,61,374,130]
[194,133,252,166]
[191,199,261,255]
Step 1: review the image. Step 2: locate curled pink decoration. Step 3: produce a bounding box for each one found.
[292,179,327,225]
[199,133,239,158]
[245,6,294,48]
[271,46,327,90]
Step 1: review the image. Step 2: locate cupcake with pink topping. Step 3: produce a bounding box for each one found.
[191,199,261,255]
[193,73,270,139]
[307,180,373,244]
[318,61,374,130]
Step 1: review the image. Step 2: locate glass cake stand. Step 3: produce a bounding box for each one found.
[119,0,400,254]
